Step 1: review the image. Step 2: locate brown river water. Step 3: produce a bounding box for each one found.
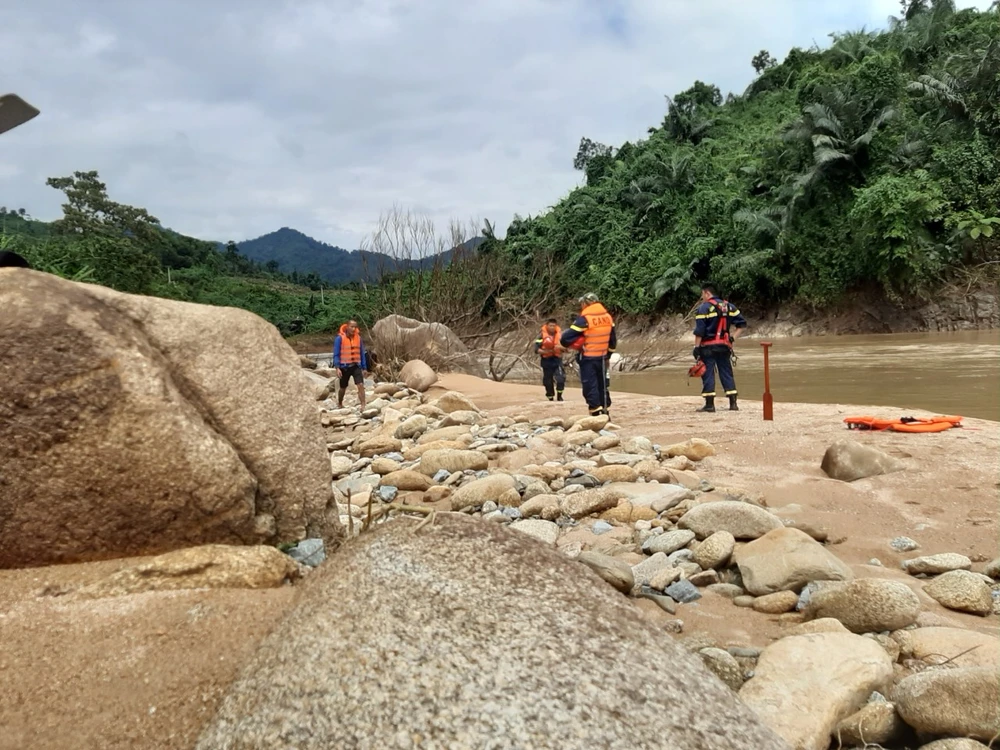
[608,330,1000,422]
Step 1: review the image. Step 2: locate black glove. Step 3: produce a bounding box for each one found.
[692,346,702,360]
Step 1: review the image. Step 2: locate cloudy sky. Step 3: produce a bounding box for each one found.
[0,0,993,249]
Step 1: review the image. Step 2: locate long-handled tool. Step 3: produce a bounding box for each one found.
[761,341,773,421]
[601,355,610,417]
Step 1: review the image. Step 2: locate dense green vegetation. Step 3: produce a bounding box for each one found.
[486,1,1000,313]
[1,172,365,335]
[5,2,997,340]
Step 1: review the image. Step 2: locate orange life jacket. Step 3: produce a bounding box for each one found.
[580,302,614,357]
[338,324,362,365]
[539,325,562,357]
[701,297,733,348]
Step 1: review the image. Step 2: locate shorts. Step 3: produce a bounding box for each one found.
[338,364,364,388]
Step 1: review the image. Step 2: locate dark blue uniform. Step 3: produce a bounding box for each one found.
[694,297,747,406]
[560,303,617,415]
[533,332,566,401]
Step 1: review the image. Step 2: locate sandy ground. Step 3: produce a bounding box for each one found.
[429,373,1000,645]
[1,372,996,749]
[0,557,297,750]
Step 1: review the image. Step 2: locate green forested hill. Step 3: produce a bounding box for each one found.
[0,175,363,336]
[236,226,468,284]
[236,228,361,282]
[491,1,999,313]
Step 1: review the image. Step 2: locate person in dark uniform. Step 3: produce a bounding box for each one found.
[560,292,616,416]
[534,318,566,401]
[332,319,369,410]
[692,283,747,412]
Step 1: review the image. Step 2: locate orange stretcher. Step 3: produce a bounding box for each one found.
[844,415,963,433]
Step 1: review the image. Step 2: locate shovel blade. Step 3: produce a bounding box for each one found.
[763,392,773,421]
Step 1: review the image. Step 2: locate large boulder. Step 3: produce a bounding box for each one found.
[417,448,488,475]
[692,531,736,570]
[664,438,716,461]
[398,359,437,392]
[430,390,481,414]
[833,701,906,748]
[560,487,626,519]
[0,270,341,569]
[820,439,905,482]
[677,501,784,540]
[509,518,559,546]
[449,474,518,510]
[394,413,429,440]
[577,551,634,593]
[923,569,994,615]
[739,632,893,750]
[918,740,992,750]
[196,515,788,750]
[300,368,334,400]
[902,553,972,576]
[803,578,921,633]
[370,314,485,376]
[893,667,1000,742]
[378,470,433,492]
[734,527,853,596]
[892,626,1000,669]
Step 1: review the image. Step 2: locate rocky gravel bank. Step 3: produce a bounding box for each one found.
[299,361,1000,750]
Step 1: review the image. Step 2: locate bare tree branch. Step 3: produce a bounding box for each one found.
[359,206,564,381]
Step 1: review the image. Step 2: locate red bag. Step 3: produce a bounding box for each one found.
[688,360,706,378]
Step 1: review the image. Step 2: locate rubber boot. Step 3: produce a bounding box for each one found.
[697,396,716,413]
[547,395,554,402]
[556,392,564,402]
[729,395,739,411]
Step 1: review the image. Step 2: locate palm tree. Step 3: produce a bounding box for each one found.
[889,0,957,67]
[662,97,713,145]
[781,88,896,201]
[906,72,968,119]
[828,28,877,68]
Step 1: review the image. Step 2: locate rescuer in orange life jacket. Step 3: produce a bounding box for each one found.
[693,283,747,413]
[533,318,566,401]
[332,319,369,411]
[560,293,616,416]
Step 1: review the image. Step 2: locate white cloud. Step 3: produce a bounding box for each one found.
[0,0,993,248]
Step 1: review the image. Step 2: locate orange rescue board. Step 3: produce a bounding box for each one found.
[844,415,963,433]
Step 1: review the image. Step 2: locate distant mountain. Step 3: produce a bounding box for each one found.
[233,227,481,285]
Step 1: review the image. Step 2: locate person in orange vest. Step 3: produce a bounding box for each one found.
[693,283,747,412]
[533,318,566,401]
[560,293,616,416]
[332,319,369,410]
